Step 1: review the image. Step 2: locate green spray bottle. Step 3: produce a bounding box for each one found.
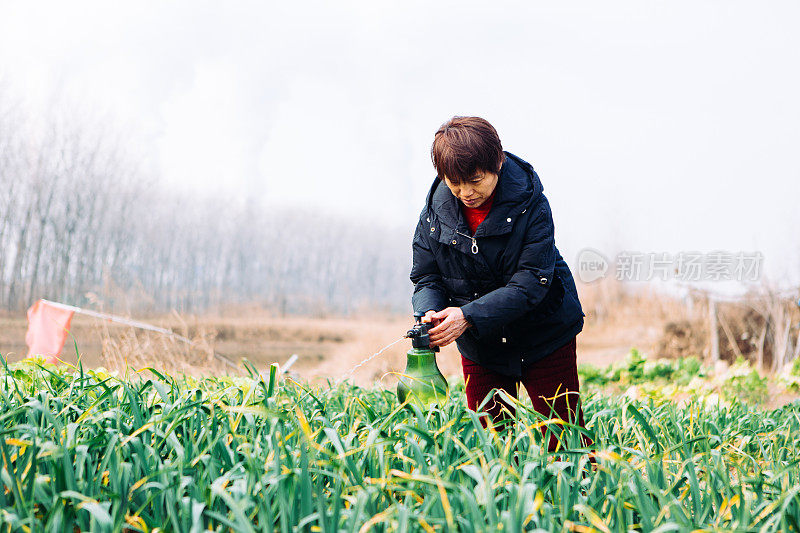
[397,312,449,408]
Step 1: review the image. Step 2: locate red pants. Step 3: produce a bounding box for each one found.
[461,336,593,452]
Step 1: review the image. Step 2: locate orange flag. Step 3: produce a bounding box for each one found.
[25,299,74,364]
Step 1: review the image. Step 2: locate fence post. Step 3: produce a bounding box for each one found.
[709,295,719,363]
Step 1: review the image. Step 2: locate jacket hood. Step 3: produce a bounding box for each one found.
[424,151,543,237]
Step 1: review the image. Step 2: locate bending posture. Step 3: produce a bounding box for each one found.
[410,116,593,452]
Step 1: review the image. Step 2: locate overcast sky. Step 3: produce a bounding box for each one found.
[2,0,798,291]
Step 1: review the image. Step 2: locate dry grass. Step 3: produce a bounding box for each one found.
[96,314,230,377]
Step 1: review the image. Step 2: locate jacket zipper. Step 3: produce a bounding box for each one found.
[454,229,479,254]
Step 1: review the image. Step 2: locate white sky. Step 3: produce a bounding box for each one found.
[1,0,799,290]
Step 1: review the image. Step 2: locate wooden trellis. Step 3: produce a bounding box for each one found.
[695,287,800,373]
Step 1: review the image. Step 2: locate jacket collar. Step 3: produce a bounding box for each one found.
[425,151,542,239]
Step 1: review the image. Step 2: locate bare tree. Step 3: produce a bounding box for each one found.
[0,86,412,318]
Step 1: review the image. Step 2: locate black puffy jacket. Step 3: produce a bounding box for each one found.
[410,151,585,377]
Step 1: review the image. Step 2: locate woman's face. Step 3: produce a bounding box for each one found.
[443,170,499,208]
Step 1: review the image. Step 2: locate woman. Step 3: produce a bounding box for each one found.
[410,116,593,452]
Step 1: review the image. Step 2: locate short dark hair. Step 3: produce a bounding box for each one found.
[431,116,504,183]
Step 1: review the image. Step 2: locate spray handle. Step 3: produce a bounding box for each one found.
[406,313,439,352]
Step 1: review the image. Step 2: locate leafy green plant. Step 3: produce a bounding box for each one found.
[1,354,799,531]
[575,363,607,386]
[723,367,769,405]
[626,348,646,374]
[791,356,800,377]
[579,351,706,388]
[675,355,703,384]
[642,359,674,381]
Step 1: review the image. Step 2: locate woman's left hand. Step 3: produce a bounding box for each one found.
[428,307,471,347]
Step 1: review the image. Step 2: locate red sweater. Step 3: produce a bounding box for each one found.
[461,190,496,234]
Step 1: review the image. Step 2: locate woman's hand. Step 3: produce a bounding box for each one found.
[421,309,439,325]
[428,307,471,347]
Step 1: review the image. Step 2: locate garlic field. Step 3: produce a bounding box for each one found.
[1,358,800,532]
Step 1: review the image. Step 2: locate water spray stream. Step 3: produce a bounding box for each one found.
[336,335,407,385]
